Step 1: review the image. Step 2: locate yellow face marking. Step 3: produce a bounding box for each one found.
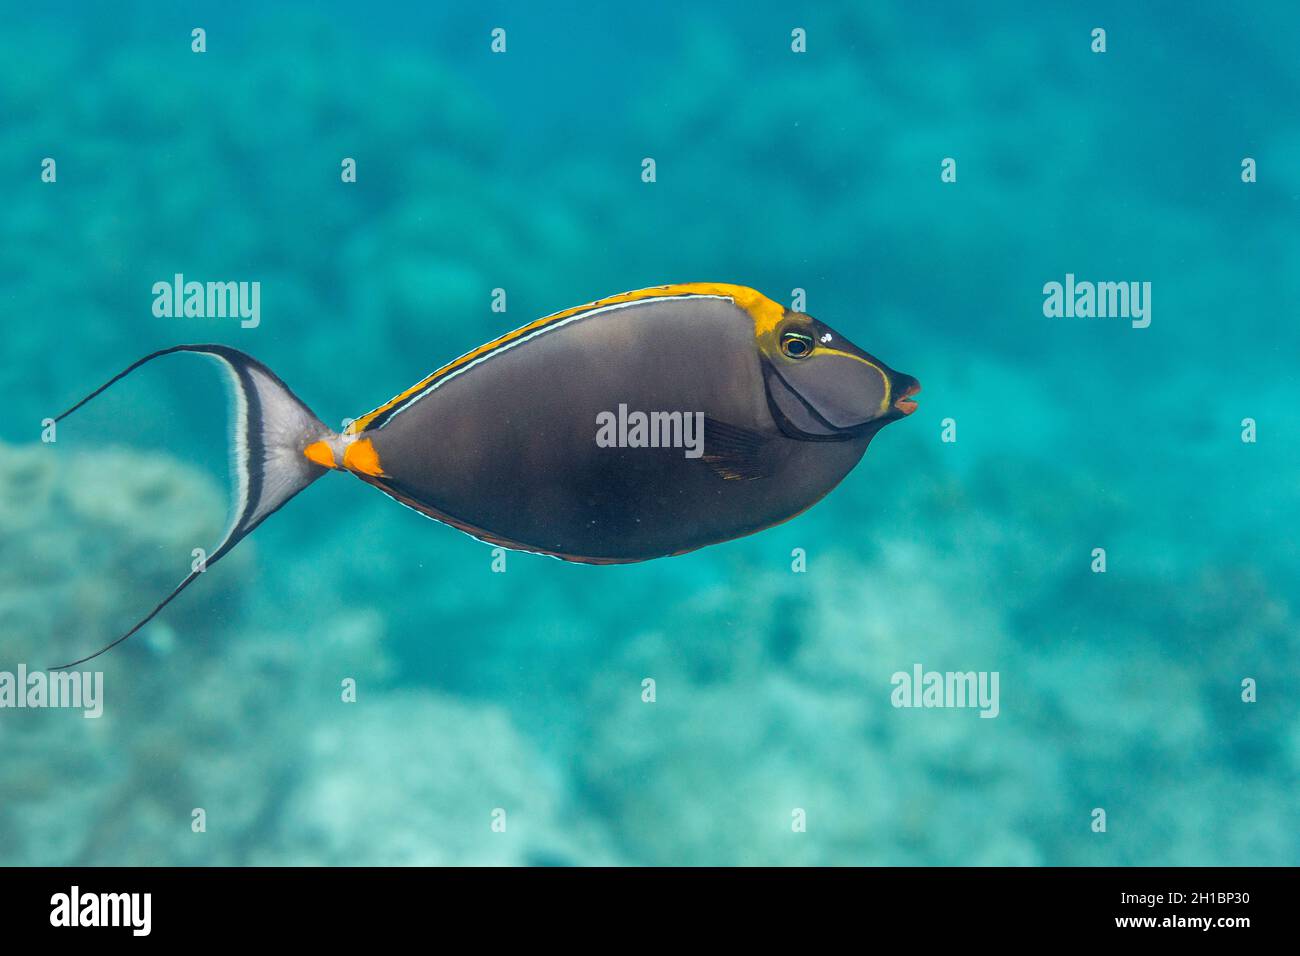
[343,437,384,476]
[303,440,337,469]
[671,282,787,335]
[345,283,788,435]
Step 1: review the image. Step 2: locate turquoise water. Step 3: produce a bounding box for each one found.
[1,1,1297,865]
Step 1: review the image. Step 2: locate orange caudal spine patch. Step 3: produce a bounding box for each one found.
[343,437,384,476]
[303,440,338,469]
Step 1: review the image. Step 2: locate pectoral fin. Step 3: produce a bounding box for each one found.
[700,417,772,481]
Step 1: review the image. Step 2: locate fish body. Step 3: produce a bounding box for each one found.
[53,283,918,664]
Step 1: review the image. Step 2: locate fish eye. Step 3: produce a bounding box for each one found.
[780,331,815,359]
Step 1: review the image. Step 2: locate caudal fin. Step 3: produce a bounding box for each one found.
[50,345,332,669]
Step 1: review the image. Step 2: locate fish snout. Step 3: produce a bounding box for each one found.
[891,373,920,416]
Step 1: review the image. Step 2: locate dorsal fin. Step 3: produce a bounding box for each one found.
[345,283,784,435]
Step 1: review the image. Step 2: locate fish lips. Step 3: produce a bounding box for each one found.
[763,358,920,440]
[891,374,921,417]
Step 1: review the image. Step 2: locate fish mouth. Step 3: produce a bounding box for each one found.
[892,376,921,416]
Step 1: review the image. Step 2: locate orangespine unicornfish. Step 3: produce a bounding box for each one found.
[50,283,919,668]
